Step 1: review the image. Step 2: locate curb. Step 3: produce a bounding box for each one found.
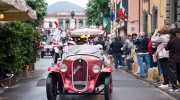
[120,69,180,100]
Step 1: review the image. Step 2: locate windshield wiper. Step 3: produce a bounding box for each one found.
[91,51,98,54]
[75,49,81,54]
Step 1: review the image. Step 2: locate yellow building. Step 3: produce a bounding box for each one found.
[142,0,166,33]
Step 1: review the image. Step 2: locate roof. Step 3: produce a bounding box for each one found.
[47,1,85,13]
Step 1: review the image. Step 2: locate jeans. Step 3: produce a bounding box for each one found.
[159,58,169,85]
[149,54,154,68]
[168,61,180,90]
[137,54,150,77]
[113,53,125,69]
[157,62,162,76]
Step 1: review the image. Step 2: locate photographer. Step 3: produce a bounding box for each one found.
[151,26,170,89]
[133,32,150,78]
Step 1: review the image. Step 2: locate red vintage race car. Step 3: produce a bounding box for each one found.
[46,45,113,100]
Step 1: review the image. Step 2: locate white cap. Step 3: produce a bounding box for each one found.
[68,41,76,45]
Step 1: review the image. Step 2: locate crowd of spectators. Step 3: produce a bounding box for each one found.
[108,24,180,93]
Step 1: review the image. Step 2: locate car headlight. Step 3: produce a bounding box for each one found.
[60,64,68,72]
[92,65,100,74]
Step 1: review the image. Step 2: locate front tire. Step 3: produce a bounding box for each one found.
[104,74,112,100]
[46,73,57,100]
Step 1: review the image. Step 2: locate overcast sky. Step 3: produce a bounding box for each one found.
[45,0,89,8]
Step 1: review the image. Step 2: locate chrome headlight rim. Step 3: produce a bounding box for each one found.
[92,64,100,74]
[60,64,68,72]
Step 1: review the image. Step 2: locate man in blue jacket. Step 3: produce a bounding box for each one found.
[133,32,150,78]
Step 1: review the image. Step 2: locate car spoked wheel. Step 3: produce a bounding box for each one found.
[46,73,58,100]
[104,74,112,100]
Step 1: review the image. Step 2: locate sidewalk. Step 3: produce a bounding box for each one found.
[120,68,180,100]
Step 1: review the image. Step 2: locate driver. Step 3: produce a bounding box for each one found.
[96,44,104,54]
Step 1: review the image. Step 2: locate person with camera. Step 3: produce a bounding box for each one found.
[133,32,150,78]
[151,26,170,89]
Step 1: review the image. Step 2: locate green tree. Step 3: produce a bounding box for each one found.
[0,21,41,74]
[85,0,110,27]
[26,0,48,27]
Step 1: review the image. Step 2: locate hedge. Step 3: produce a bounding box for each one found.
[0,21,41,74]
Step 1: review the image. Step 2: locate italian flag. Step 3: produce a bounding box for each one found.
[103,17,108,29]
[119,0,125,18]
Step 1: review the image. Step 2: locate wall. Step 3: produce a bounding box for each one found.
[143,0,166,33]
[127,0,140,35]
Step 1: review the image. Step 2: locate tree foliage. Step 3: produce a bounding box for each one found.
[0,21,41,74]
[85,0,110,27]
[26,0,48,27]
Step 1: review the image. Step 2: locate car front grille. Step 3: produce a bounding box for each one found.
[72,59,88,91]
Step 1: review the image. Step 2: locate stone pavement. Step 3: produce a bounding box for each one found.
[120,68,180,100]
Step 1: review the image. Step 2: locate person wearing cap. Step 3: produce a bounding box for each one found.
[165,28,180,92]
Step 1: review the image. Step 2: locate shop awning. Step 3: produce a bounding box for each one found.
[70,28,104,37]
[0,0,37,21]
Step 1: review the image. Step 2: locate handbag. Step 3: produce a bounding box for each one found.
[156,47,164,62]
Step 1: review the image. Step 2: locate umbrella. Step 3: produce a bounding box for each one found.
[0,0,37,21]
[70,28,104,37]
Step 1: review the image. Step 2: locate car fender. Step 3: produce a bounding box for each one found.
[101,65,113,72]
[48,66,61,73]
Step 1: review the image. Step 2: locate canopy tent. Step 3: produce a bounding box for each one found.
[70,28,104,37]
[0,0,37,21]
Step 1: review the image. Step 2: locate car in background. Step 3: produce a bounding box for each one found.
[40,42,54,58]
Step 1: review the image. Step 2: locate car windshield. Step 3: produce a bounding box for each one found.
[65,45,102,58]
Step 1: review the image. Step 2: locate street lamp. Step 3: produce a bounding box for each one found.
[0,11,4,19]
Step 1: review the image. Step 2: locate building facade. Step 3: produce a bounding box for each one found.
[109,0,128,37]
[143,0,166,33]
[43,11,87,29]
[166,0,180,29]
[110,0,142,37]
[127,0,143,35]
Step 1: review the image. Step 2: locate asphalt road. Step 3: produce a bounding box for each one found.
[0,57,174,100]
